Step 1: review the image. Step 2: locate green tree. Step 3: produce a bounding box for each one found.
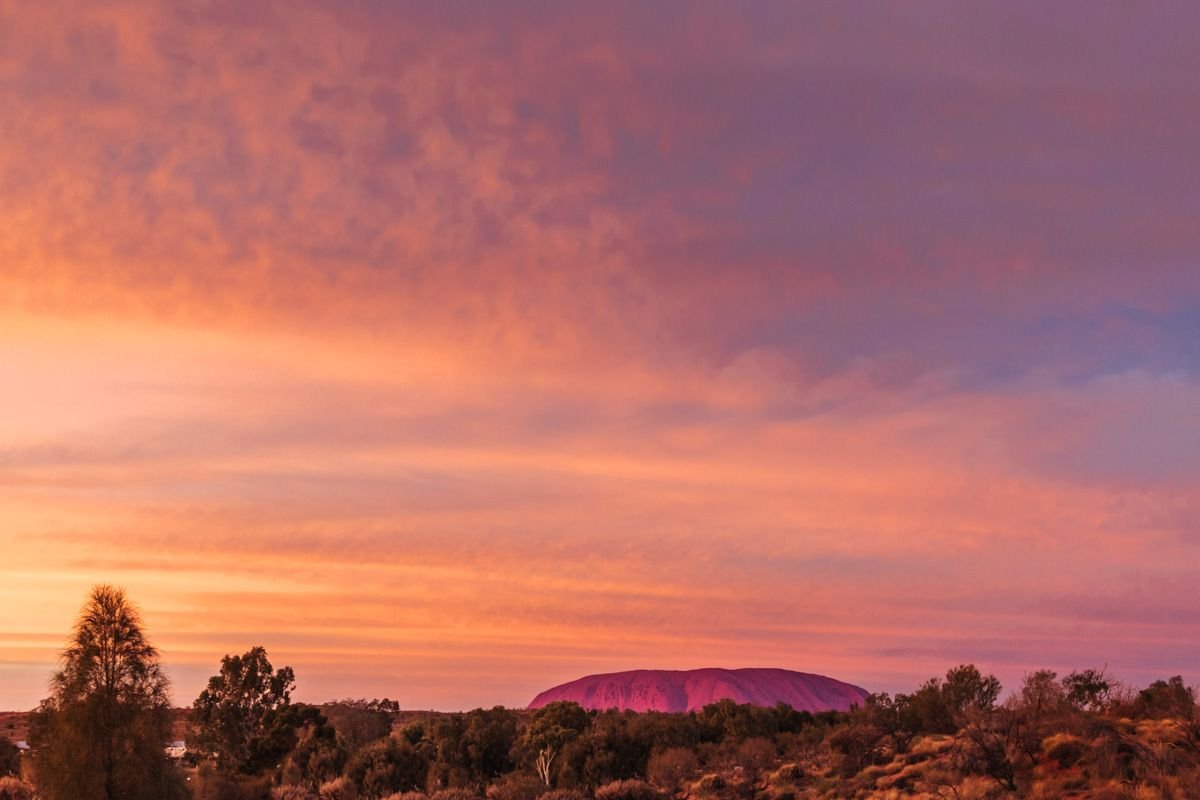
[344,736,428,797]
[524,702,591,786]
[1062,668,1113,712]
[28,585,187,800]
[190,645,297,773]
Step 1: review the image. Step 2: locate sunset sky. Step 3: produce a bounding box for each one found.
[2,1,1199,712]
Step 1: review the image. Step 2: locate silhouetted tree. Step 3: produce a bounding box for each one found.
[1135,676,1196,720]
[1063,668,1114,711]
[1017,669,1067,724]
[0,737,18,778]
[941,664,1001,720]
[190,645,298,773]
[28,585,187,800]
[324,699,396,755]
[0,738,17,782]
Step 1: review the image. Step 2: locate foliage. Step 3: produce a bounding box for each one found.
[191,646,300,774]
[191,765,274,800]
[281,707,346,788]
[1135,676,1195,720]
[484,771,545,800]
[0,776,34,800]
[0,738,17,779]
[428,707,520,789]
[345,737,428,798]
[324,700,398,754]
[645,746,699,792]
[28,585,188,800]
[522,702,591,786]
[593,778,660,800]
[1063,668,1115,711]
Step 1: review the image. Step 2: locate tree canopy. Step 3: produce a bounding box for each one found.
[28,585,186,800]
[190,646,301,774]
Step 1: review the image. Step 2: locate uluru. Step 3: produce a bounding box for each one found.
[528,668,869,713]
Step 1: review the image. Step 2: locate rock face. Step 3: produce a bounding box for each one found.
[528,668,868,713]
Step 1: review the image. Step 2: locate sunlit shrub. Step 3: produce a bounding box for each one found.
[487,772,546,800]
[0,776,34,800]
[594,779,660,800]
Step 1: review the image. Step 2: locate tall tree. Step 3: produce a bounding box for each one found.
[190,645,298,773]
[29,585,186,800]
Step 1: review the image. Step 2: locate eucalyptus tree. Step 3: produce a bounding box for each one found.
[29,585,186,800]
[190,645,301,774]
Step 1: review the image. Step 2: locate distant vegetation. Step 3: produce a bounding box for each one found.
[4,586,1200,799]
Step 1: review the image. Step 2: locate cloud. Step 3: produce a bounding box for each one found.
[1,1,1198,710]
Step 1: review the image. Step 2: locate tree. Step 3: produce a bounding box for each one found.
[344,736,429,797]
[323,699,397,755]
[1063,668,1114,712]
[1018,670,1066,723]
[0,737,18,778]
[941,664,1001,720]
[1135,676,1196,720]
[190,645,298,773]
[28,585,187,800]
[523,702,591,786]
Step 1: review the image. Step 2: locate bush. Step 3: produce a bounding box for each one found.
[1043,734,1087,768]
[0,739,18,780]
[765,764,803,786]
[319,777,357,800]
[689,774,725,799]
[345,738,427,797]
[192,768,273,800]
[594,780,659,800]
[487,773,546,800]
[273,787,319,800]
[0,777,34,800]
[733,738,776,781]
[382,794,429,800]
[539,790,590,800]
[646,748,699,792]
[430,790,482,800]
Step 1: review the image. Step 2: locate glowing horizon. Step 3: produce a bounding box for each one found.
[2,1,1199,712]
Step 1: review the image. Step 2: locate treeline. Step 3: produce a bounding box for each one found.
[3,586,1200,800]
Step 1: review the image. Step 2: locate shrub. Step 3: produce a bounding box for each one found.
[0,739,18,780]
[274,787,319,800]
[430,789,482,800]
[765,764,803,786]
[487,772,546,800]
[539,790,590,800]
[0,777,34,800]
[733,738,776,781]
[646,748,699,792]
[345,738,427,798]
[1043,734,1087,768]
[318,777,357,800]
[593,779,659,800]
[192,768,273,800]
[689,774,725,799]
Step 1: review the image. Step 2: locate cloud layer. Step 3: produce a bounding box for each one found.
[1,1,1198,710]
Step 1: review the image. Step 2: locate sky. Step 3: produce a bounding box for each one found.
[1,0,1199,712]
